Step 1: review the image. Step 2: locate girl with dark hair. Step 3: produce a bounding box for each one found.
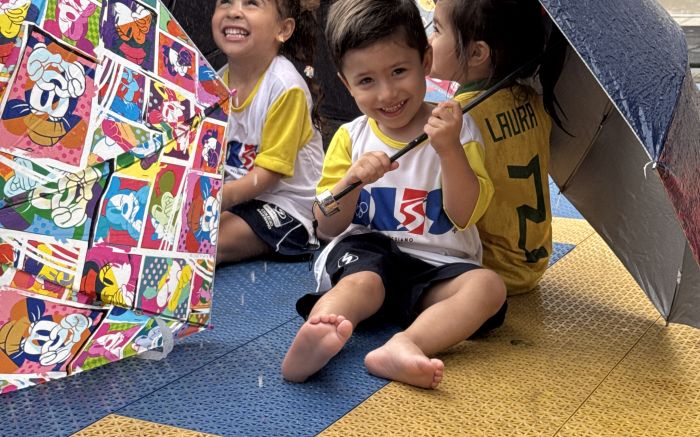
[212,0,324,263]
[430,0,568,294]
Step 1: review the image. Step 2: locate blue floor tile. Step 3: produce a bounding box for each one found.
[550,242,576,266]
[549,177,584,219]
[119,319,397,437]
[0,259,316,437]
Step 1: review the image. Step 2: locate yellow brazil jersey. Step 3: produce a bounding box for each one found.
[456,85,552,295]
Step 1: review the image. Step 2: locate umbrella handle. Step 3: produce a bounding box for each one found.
[315,55,543,217]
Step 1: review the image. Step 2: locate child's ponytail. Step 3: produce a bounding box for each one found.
[279,0,324,131]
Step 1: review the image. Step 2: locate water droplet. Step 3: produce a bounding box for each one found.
[258,374,263,388]
[250,271,256,283]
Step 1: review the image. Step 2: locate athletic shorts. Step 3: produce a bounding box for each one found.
[297,232,507,331]
[230,199,313,256]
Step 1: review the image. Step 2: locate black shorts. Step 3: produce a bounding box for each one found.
[298,232,507,331]
[230,199,313,256]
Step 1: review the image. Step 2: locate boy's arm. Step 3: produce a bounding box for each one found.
[221,167,282,210]
[314,127,396,239]
[425,100,493,228]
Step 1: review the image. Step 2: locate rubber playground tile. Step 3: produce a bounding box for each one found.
[118,318,398,437]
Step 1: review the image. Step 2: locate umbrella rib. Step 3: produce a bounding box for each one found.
[558,101,615,194]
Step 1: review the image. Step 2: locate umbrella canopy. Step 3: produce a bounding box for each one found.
[0,0,230,393]
[542,0,700,327]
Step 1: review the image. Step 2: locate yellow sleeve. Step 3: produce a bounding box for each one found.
[257,87,313,177]
[316,127,353,195]
[458,140,494,229]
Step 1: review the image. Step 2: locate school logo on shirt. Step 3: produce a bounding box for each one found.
[338,252,359,268]
[226,140,257,171]
[352,187,453,235]
[398,188,427,235]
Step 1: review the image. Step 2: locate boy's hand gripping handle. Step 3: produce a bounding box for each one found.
[316,132,428,216]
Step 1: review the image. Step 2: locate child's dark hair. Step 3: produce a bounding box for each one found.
[276,0,324,130]
[325,0,429,74]
[444,0,567,130]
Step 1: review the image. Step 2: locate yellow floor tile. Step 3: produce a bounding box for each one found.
[559,320,700,436]
[321,233,676,437]
[552,217,595,245]
[72,414,219,437]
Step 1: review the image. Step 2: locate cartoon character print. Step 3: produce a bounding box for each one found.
[147,81,195,160]
[94,176,150,247]
[81,251,141,308]
[129,321,161,353]
[43,0,101,56]
[103,0,156,70]
[0,295,101,373]
[189,259,213,327]
[22,242,78,294]
[159,34,195,93]
[71,307,147,371]
[110,67,145,122]
[0,31,96,169]
[163,42,192,78]
[0,7,25,101]
[2,157,40,198]
[137,257,192,317]
[0,1,33,40]
[89,117,150,163]
[194,126,224,174]
[3,41,87,146]
[196,57,230,120]
[31,166,102,230]
[180,175,220,255]
[142,165,186,251]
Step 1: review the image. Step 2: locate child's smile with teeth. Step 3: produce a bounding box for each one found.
[381,100,407,115]
[224,27,249,40]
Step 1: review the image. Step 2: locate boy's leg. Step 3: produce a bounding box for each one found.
[216,211,271,263]
[364,268,506,389]
[282,271,385,382]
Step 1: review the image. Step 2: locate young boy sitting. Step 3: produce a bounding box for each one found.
[281,0,507,390]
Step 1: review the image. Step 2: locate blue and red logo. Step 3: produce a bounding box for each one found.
[226,141,257,171]
[353,187,453,235]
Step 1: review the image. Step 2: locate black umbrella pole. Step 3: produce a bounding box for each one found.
[316,56,542,217]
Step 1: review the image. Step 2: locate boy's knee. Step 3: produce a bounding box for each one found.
[337,271,384,293]
[467,268,507,312]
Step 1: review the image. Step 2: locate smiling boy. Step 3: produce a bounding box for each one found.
[281,0,507,389]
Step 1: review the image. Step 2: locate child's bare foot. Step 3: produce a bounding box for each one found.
[364,333,444,389]
[282,314,353,382]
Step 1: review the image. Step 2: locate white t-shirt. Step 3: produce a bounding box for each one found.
[220,56,324,244]
[313,114,493,292]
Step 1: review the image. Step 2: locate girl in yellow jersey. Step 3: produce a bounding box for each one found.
[212,0,324,263]
[429,0,567,294]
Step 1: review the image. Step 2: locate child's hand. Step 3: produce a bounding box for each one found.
[342,151,398,188]
[425,100,463,155]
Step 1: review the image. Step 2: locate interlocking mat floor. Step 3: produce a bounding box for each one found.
[1,183,699,437]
